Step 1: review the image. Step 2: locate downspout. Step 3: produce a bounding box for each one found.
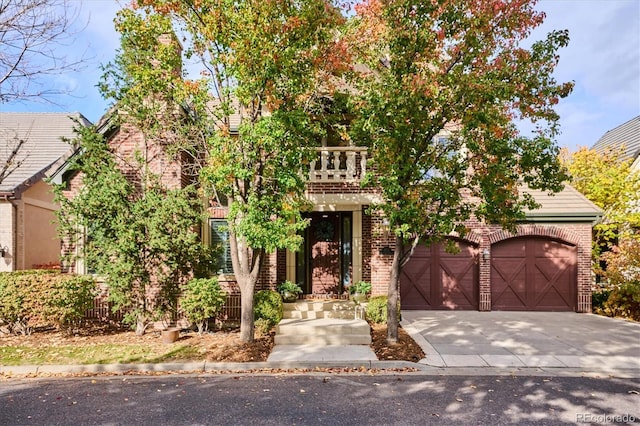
[1,193,18,271]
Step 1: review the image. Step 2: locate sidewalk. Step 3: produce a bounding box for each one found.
[2,311,639,378]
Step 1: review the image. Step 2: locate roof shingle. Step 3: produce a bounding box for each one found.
[0,112,90,194]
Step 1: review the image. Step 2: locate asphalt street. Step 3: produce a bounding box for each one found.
[1,374,638,425]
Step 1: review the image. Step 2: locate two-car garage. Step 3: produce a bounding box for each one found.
[400,235,578,312]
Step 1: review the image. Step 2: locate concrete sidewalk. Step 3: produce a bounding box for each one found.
[2,312,639,378]
[401,311,640,371]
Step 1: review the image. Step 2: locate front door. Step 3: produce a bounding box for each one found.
[296,212,352,295]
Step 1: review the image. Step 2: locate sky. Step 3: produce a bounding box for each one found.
[2,0,639,152]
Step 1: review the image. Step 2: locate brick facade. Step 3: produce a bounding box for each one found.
[61,120,595,317]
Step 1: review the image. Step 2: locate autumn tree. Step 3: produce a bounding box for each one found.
[349,0,572,342]
[56,11,215,335]
[123,0,347,342]
[561,146,640,258]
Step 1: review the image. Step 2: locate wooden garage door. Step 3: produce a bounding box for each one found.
[491,237,577,311]
[401,241,479,310]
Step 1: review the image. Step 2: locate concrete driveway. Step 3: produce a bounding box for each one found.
[401,311,640,371]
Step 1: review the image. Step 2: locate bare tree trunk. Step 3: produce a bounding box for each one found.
[229,225,262,343]
[238,276,255,343]
[386,235,403,344]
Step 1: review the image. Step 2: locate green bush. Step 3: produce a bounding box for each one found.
[592,288,612,311]
[253,290,283,327]
[0,271,96,334]
[598,282,640,321]
[365,295,401,324]
[254,318,272,337]
[181,278,227,334]
[366,296,388,324]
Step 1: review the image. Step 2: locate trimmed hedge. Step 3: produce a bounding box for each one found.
[0,270,96,335]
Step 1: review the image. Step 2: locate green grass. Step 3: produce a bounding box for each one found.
[0,343,204,366]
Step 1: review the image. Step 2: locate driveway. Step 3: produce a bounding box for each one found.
[401,311,640,370]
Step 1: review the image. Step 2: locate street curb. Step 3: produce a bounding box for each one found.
[0,360,426,376]
[2,361,639,378]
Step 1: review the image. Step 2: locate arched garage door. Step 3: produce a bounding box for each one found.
[491,237,577,311]
[401,240,479,310]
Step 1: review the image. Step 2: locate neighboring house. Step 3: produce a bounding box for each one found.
[58,104,601,315]
[0,112,90,272]
[592,115,640,169]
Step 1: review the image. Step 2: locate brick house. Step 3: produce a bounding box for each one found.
[0,112,90,272]
[57,104,601,316]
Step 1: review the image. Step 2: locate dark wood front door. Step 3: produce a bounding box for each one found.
[491,237,577,311]
[296,212,352,295]
[401,240,479,310]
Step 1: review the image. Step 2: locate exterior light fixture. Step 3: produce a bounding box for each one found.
[482,248,490,261]
[0,246,7,258]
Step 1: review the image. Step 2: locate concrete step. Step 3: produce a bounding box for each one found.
[283,310,358,320]
[274,334,372,345]
[276,318,370,335]
[274,318,372,345]
[282,300,360,320]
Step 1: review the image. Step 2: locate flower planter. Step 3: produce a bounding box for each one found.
[281,291,298,303]
[351,292,368,304]
[161,328,180,344]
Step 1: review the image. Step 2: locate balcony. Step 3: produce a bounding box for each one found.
[308,147,368,182]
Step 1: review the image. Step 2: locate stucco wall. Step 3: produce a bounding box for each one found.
[0,201,16,272]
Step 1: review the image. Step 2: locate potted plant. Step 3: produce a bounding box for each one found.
[349,281,372,304]
[277,280,303,303]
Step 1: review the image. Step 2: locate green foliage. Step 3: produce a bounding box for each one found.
[277,281,303,295]
[366,296,388,324]
[348,0,572,340]
[181,278,227,334]
[597,239,640,321]
[0,271,96,335]
[254,318,273,337]
[124,0,347,342]
[561,146,640,257]
[348,281,372,295]
[595,283,640,322]
[591,289,612,311]
[253,290,283,328]
[54,125,215,335]
[365,296,401,324]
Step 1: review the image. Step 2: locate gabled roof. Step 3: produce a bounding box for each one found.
[0,112,91,196]
[522,183,602,223]
[591,115,640,162]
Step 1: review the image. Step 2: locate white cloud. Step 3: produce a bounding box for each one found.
[534,0,640,150]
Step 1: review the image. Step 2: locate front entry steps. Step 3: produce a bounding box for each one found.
[268,300,376,362]
[283,299,362,320]
[274,300,372,346]
[275,318,372,345]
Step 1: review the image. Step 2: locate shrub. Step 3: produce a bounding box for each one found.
[598,239,640,321]
[0,271,96,334]
[181,278,227,334]
[365,295,401,324]
[254,318,272,337]
[592,288,612,311]
[598,282,640,321]
[253,290,283,328]
[366,296,388,324]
